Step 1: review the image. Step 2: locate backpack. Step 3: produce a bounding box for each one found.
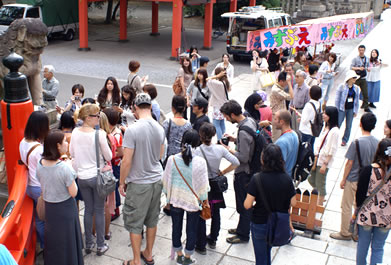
[292,131,314,186]
[309,102,323,137]
[239,122,267,175]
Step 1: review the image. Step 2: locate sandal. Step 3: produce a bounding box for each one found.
[105,232,112,240]
[141,251,155,265]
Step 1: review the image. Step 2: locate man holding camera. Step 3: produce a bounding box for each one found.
[220,100,256,244]
[351,45,370,112]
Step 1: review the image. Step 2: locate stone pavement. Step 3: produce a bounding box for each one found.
[37,12,391,265]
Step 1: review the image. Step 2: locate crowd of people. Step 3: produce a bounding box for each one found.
[15,43,391,265]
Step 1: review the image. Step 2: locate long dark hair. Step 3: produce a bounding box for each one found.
[42,130,65,161]
[244,93,262,122]
[195,68,208,88]
[295,51,305,64]
[370,49,379,64]
[58,111,75,130]
[120,85,136,108]
[97,77,121,107]
[181,57,193,75]
[199,123,216,146]
[372,138,391,172]
[24,111,49,142]
[181,129,200,166]
[214,66,230,91]
[261,144,286,172]
[172,95,186,116]
[325,106,339,129]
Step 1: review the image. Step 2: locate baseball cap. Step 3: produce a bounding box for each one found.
[200,56,210,66]
[193,97,209,109]
[134,93,151,106]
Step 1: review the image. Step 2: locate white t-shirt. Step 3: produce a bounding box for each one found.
[299,99,321,135]
[70,128,112,180]
[19,139,43,187]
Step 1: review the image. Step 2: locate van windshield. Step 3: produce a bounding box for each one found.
[230,17,266,46]
[0,6,25,26]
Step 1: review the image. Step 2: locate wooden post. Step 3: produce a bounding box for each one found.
[203,1,214,50]
[78,0,90,51]
[119,0,128,41]
[300,190,310,218]
[249,0,256,6]
[291,188,301,216]
[230,0,237,12]
[171,0,183,60]
[306,190,319,230]
[151,2,160,36]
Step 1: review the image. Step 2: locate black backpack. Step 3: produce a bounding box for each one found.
[239,122,267,175]
[292,131,315,185]
[309,102,323,137]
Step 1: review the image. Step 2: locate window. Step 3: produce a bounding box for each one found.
[26,7,39,18]
[274,18,282,27]
[268,19,274,28]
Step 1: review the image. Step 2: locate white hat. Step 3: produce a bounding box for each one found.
[344,70,360,83]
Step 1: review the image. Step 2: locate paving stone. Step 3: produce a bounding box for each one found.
[84,252,123,265]
[327,255,356,265]
[218,255,254,265]
[103,224,132,261]
[325,193,342,213]
[226,238,255,262]
[272,245,328,265]
[290,235,328,252]
[325,242,356,261]
[322,210,342,232]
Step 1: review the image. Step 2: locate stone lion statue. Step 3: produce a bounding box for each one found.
[0,18,48,105]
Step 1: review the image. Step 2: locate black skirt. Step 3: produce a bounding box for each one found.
[44,197,84,265]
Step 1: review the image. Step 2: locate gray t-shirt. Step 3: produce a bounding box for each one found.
[37,161,76,203]
[345,135,378,182]
[123,119,165,184]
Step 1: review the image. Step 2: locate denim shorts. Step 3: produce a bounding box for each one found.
[123,181,163,234]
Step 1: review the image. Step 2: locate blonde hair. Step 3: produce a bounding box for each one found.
[99,112,110,134]
[78,104,100,121]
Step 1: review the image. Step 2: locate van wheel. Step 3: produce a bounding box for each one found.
[64,29,75,41]
[233,55,240,61]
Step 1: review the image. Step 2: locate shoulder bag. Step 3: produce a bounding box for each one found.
[173,77,184,96]
[259,70,276,88]
[95,128,118,198]
[221,81,229,100]
[355,139,364,175]
[200,147,228,193]
[24,143,46,221]
[196,83,209,101]
[309,102,324,137]
[311,129,330,171]
[349,168,388,238]
[255,174,292,247]
[129,74,138,87]
[173,157,211,220]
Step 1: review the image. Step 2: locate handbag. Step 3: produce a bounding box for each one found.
[255,174,292,247]
[200,147,228,193]
[172,77,184,96]
[349,168,388,238]
[95,128,118,199]
[173,157,211,220]
[259,71,276,88]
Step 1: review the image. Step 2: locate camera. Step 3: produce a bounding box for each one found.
[219,137,229,146]
[75,96,80,101]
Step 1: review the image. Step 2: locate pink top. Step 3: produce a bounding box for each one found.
[259,105,272,122]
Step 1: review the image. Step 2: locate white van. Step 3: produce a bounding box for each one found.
[221,5,292,60]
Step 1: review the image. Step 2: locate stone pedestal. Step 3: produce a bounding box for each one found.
[296,0,328,21]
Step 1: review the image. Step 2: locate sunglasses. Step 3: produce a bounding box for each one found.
[89,114,100,118]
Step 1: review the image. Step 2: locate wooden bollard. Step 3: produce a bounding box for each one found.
[307,189,319,231]
[291,188,301,217]
[300,190,310,218]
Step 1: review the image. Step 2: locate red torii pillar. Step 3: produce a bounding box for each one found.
[171,0,183,59]
[230,0,237,12]
[203,0,215,50]
[120,0,128,41]
[151,2,160,35]
[78,0,90,51]
[249,0,256,6]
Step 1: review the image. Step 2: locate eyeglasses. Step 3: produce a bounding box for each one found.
[89,114,100,118]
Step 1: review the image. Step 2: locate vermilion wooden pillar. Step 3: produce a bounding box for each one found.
[151,2,160,36]
[171,0,183,59]
[203,1,214,49]
[78,0,90,51]
[249,0,256,6]
[120,0,128,40]
[230,0,237,12]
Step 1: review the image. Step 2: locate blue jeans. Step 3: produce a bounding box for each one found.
[321,78,334,102]
[234,172,252,241]
[213,119,226,140]
[338,108,354,143]
[26,185,45,249]
[251,223,271,265]
[357,225,390,265]
[170,205,200,256]
[112,165,121,208]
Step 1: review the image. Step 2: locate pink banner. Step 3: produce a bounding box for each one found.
[355,13,374,38]
[316,19,356,44]
[247,24,316,51]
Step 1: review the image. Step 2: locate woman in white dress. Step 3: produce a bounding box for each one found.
[250,50,269,91]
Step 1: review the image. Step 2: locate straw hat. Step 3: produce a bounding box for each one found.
[344,70,360,83]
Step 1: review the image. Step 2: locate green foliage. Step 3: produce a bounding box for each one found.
[184,5,205,17]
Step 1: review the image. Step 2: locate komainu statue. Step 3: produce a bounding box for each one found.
[0,18,48,105]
